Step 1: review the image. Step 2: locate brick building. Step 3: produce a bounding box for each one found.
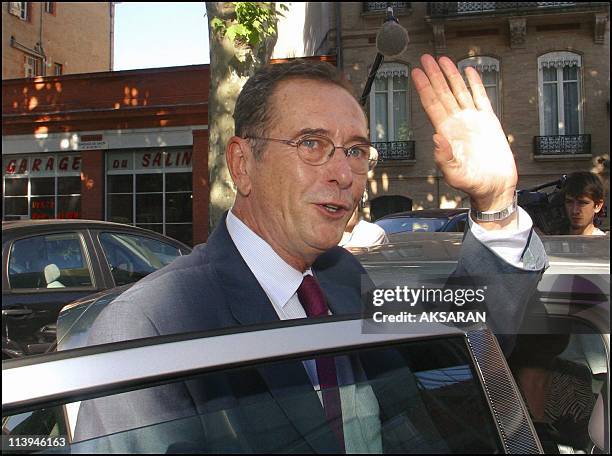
[1,55,337,245]
[3,3,609,240]
[2,65,209,246]
[2,2,114,79]
[332,2,609,227]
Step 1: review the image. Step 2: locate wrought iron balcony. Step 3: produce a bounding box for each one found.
[533,135,591,156]
[363,2,411,13]
[373,141,416,161]
[427,2,604,18]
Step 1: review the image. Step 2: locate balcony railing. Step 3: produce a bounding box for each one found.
[373,141,416,161]
[427,2,603,18]
[533,135,591,156]
[363,2,411,13]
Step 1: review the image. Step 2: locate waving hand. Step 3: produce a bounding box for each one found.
[411,55,517,213]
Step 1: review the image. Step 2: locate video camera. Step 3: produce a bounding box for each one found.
[517,175,569,235]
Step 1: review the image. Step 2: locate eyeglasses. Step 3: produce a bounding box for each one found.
[245,134,378,174]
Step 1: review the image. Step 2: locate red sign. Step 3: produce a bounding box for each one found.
[112,159,129,169]
[4,155,81,175]
[81,134,103,142]
[139,151,192,169]
[31,198,55,219]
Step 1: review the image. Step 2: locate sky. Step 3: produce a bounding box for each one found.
[114,3,210,71]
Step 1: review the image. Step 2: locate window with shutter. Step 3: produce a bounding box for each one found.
[457,56,501,118]
[369,63,411,143]
[9,2,28,20]
[537,52,583,135]
[24,55,42,78]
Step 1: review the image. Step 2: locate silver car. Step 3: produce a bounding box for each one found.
[2,234,609,453]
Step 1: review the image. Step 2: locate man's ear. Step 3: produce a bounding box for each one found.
[226,137,253,196]
[594,200,604,214]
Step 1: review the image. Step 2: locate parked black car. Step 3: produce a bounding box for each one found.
[2,220,191,358]
[375,208,469,235]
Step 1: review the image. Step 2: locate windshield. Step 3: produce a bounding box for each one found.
[376,217,448,234]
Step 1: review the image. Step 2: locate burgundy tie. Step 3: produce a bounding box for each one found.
[297,275,345,453]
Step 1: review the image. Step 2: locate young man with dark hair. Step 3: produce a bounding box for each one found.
[564,172,606,235]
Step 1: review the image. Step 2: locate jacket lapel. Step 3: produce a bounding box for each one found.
[207,213,280,327]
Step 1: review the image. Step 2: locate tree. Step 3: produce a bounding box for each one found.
[205,2,286,232]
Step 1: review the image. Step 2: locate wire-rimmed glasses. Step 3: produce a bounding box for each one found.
[245,134,378,174]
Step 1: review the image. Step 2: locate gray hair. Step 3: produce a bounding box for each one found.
[234,59,356,159]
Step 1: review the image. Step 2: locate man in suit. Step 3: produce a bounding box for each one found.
[74,56,547,452]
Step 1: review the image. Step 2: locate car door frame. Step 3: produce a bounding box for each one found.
[2,227,105,353]
[87,227,191,289]
[3,318,544,453]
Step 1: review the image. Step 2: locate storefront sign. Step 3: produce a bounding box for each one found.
[3,155,82,176]
[79,134,108,150]
[107,150,192,172]
[136,150,192,170]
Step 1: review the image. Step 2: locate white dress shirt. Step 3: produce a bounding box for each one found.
[467,206,535,269]
[340,220,388,248]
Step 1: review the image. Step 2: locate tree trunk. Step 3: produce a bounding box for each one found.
[205,2,278,232]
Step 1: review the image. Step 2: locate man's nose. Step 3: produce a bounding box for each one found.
[326,148,354,188]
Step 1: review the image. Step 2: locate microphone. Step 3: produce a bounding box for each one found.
[360,8,409,106]
[376,9,409,58]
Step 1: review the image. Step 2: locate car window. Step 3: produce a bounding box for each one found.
[3,336,503,453]
[99,232,182,286]
[376,217,448,234]
[7,232,93,289]
[454,219,467,233]
[445,215,467,233]
[509,320,608,454]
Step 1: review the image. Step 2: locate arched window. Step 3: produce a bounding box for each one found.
[458,56,501,117]
[537,51,582,135]
[369,63,411,143]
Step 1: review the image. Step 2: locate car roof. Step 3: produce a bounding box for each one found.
[2,219,191,250]
[2,219,143,231]
[378,208,469,220]
[356,232,611,265]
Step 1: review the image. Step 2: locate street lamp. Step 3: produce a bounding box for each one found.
[359,7,410,106]
[359,6,409,220]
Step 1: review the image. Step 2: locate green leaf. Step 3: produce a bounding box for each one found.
[216,1,282,48]
[226,26,237,41]
[236,24,250,38]
[210,17,225,31]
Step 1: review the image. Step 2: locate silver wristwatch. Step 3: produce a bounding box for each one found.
[470,192,518,222]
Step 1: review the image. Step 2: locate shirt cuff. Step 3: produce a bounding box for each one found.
[467,206,534,269]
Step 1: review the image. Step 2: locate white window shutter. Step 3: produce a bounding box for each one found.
[9,2,21,16]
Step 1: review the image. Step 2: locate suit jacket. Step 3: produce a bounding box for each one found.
[73,212,548,453]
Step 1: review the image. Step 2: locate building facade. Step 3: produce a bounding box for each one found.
[333,2,609,227]
[2,2,114,79]
[3,3,609,240]
[2,65,209,246]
